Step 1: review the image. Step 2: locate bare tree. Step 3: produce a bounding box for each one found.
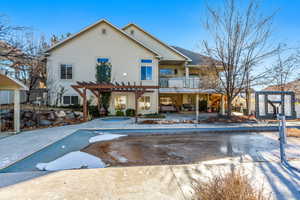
[50,33,71,45]
[0,15,27,60]
[22,34,49,102]
[202,0,278,117]
[56,85,68,106]
[268,46,300,92]
[2,32,50,103]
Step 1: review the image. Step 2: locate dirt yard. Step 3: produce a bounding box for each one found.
[82,132,280,167]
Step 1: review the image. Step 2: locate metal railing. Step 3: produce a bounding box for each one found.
[159,77,201,88]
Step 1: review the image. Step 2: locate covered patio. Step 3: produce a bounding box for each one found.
[0,73,28,133]
[71,81,159,122]
[159,91,226,120]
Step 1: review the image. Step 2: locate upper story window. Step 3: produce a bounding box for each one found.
[141,59,152,63]
[60,64,72,80]
[130,30,134,35]
[97,58,109,64]
[160,68,177,76]
[141,59,152,80]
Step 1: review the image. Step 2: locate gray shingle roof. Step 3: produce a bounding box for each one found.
[171,46,218,66]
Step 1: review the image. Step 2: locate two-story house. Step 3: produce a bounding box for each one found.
[46,19,224,115]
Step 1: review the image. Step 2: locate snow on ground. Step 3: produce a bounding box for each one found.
[108,151,128,163]
[36,151,105,171]
[89,133,127,143]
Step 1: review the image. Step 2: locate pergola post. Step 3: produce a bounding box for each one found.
[14,89,20,133]
[83,88,88,121]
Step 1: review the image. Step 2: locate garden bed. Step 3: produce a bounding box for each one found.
[139,115,257,124]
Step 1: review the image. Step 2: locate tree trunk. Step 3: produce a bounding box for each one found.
[246,88,251,116]
[227,96,233,118]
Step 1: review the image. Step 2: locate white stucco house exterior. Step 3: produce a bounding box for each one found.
[46,19,224,115]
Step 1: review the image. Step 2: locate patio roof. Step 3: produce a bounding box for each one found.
[71,81,159,122]
[0,73,28,91]
[0,73,27,133]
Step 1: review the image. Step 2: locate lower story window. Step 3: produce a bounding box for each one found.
[160,97,173,105]
[139,96,151,110]
[115,96,126,110]
[63,96,79,105]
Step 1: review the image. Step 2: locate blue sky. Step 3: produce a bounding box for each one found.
[1,0,300,52]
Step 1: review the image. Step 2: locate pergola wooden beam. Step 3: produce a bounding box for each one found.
[71,81,159,122]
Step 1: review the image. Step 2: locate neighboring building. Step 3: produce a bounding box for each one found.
[45,19,223,115]
[264,79,300,118]
[264,79,300,102]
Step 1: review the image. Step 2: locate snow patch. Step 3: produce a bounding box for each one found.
[89,134,126,143]
[92,131,105,135]
[108,151,128,163]
[36,151,105,171]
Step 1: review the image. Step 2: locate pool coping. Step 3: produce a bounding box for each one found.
[1,125,299,172]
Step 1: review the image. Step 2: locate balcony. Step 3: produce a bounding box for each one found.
[159,77,201,88]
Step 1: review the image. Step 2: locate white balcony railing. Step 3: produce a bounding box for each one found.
[159,77,201,88]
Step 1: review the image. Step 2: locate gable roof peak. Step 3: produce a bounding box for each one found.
[45,19,160,57]
[122,23,192,61]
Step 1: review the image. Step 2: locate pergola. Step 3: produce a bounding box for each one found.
[71,81,159,122]
[0,73,28,133]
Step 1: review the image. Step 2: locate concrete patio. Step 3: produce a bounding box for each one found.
[0,118,300,199]
[0,161,300,200]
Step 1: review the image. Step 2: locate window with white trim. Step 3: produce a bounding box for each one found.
[160,97,173,105]
[63,96,79,105]
[141,59,152,80]
[114,96,127,110]
[60,64,73,79]
[160,68,177,76]
[97,58,109,64]
[139,96,151,110]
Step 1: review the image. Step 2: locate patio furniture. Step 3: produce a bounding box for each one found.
[182,104,195,111]
[160,105,177,112]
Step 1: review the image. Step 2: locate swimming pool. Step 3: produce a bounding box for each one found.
[0,128,280,173]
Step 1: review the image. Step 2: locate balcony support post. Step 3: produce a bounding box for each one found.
[185,67,189,87]
[220,94,225,115]
[207,94,211,112]
[196,93,199,121]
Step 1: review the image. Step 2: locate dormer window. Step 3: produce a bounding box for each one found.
[130,30,134,35]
